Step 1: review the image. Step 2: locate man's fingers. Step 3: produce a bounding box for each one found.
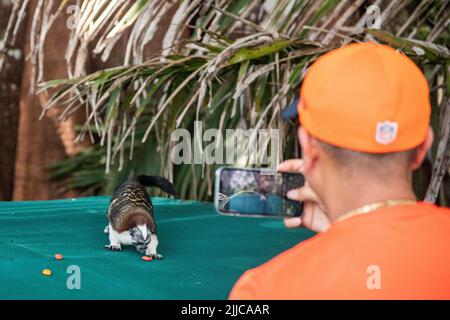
[286,186,321,203]
[284,217,302,228]
[277,159,304,173]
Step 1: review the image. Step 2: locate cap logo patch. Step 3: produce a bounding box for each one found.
[375,121,398,145]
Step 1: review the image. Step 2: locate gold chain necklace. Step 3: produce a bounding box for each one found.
[337,199,417,223]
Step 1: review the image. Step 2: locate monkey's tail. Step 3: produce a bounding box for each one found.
[136,175,177,197]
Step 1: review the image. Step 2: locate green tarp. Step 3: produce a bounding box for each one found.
[0,197,314,299]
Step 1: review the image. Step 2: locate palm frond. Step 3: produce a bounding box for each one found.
[3,0,448,202]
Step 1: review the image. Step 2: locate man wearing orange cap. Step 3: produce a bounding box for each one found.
[229,42,450,299]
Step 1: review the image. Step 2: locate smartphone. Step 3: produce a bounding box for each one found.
[214,167,305,218]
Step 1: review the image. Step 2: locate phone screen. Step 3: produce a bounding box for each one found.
[214,167,305,218]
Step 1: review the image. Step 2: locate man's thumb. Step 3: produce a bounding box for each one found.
[284,217,302,228]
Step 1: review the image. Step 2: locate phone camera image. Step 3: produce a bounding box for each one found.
[214,167,305,218]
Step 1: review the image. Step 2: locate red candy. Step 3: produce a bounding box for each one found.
[141,256,153,261]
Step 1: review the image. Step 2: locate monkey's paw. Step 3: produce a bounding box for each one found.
[147,253,163,260]
[105,244,122,251]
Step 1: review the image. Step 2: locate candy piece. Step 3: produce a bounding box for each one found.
[141,256,153,261]
[42,269,52,276]
[54,253,63,260]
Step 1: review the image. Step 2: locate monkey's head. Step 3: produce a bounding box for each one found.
[129,224,151,253]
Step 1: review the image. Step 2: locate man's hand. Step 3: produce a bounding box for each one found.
[278,159,330,233]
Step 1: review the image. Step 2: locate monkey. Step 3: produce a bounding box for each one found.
[104,175,176,259]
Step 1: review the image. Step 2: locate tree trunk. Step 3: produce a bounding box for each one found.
[11,1,179,200]
[13,0,84,200]
[0,0,26,201]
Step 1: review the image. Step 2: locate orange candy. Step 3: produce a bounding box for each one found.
[141,256,153,261]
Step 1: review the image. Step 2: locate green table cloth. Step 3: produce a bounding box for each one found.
[0,197,314,299]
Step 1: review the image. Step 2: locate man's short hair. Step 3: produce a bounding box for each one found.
[317,140,417,173]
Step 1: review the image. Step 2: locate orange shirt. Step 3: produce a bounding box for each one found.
[229,203,450,299]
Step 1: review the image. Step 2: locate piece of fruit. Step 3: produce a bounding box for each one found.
[141,256,153,261]
[42,269,52,276]
[54,253,63,260]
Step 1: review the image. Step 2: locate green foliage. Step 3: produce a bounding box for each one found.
[38,0,449,203]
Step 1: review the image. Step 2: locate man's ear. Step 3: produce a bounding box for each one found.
[299,127,319,173]
[411,127,434,170]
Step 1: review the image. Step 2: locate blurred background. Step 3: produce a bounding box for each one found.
[0,0,449,204]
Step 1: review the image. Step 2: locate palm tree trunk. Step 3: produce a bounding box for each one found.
[0,0,26,201]
[13,0,84,200]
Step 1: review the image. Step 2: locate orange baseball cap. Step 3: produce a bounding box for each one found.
[298,42,431,153]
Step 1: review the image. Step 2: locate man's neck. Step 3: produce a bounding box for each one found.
[323,174,417,222]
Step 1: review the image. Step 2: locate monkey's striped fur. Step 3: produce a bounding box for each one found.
[105,175,176,258]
